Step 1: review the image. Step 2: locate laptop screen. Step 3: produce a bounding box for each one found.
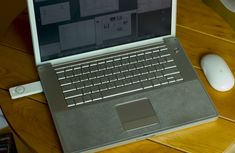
[33,0,172,62]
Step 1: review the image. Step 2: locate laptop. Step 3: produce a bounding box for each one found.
[26,0,218,152]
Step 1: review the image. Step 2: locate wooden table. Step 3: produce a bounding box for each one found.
[1,0,235,152]
[0,0,26,40]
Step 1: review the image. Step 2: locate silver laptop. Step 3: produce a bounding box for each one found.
[26,0,218,152]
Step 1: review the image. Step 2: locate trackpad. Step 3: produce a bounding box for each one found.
[116,98,159,131]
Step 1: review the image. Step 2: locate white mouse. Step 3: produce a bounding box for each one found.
[201,54,234,92]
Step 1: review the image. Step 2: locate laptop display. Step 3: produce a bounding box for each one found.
[32,0,172,61]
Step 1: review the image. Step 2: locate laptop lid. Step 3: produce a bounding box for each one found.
[27,0,176,66]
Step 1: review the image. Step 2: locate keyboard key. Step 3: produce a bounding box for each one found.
[89,72,97,80]
[168,79,176,84]
[132,76,140,84]
[163,62,177,69]
[64,90,81,99]
[80,74,88,81]
[163,68,180,76]
[71,76,80,83]
[142,80,153,89]
[100,77,109,84]
[167,76,175,80]
[82,87,92,95]
[107,82,116,89]
[90,65,98,73]
[127,64,136,71]
[93,78,101,86]
[143,60,152,68]
[124,71,133,78]
[139,68,148,75]
[114,57,121,61]
[147,73,156,80]
[152,48,160,53]
[62,84,76,93]
[136,55,145,62]
[91,92,102,101]
[99,83,108,91]
[155,64,164,71]
[91,86,99,93]
[57,72,65,80]
[160,53,171,58]
[121,58,129,65]
[65,70,74,78]
[158,58,167,64]
[83,95,92,103]
[66,99,75,107]
[109,75,117,82]
[155,71,163,78]
[135,62,144,69]
[119,66,128,72]
[133,69,141,77]
[96,71,104,78]
[76,89,83,96]
[151,59,159,66]
[74,96,84,105]
[147,66,156,73]
[152,78,160,87]
[129,56,137,64]
[98,64,106,71]
[106,58,114,62]
[112,67,120,74]
[82,67,90,74]
[159,50,170,57]
[158,77,168,85]
[106,62,114,69]
[160,47,168,51]
[74,68,82,75]
[84,80,93,87]
[166,56,174,62]
[122,78,132,85]
[139,75,148,82]
[114,60,122,67]
[115,80,124,87]
[75,82,84,89]
[122,56,129,60]
[60,78,72,86]
[152,52,160,59]
[145,54,153,60]
[104,69,113,76]
[116,73,125,80]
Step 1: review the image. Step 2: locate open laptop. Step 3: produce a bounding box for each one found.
[26,0,218,152]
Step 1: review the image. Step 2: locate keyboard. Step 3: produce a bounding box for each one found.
[54,44,184,107]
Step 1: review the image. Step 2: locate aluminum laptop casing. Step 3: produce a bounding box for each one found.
[37,38,218,153]
[26,0,218,152]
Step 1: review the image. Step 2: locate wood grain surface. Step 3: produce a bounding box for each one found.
[1,0,235,152]
[150,118,235,153]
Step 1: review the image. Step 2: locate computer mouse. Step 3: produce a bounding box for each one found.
[201,54,234,92]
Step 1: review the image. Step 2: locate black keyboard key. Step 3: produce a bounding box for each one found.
[62,84,76,92]
[60,78,72,86]
[66,99,75,107]
[91,93,102,101]
[74,96,84,105]
[142,80,153,89]
[152,78,160,87]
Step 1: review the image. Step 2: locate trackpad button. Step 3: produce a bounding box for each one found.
[116,98,159,131]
